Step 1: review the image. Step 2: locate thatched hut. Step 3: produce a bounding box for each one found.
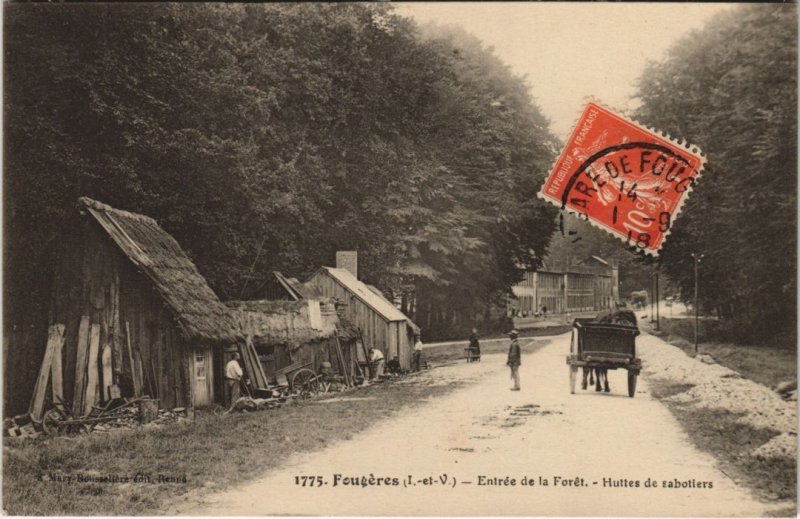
[226,299,359,383]
[49,197,240,412]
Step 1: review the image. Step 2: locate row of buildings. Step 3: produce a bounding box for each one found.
[35,197,419,412]
[510,257,619,316]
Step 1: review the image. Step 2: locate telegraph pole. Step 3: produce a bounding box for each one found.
[655,269,660,331]
[650,271,655,323]
[691,253,704,354]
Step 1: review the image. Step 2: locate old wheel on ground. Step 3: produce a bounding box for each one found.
[627,371,638,398]
[291,368,320,398]
[569,366,577,394]
[42,408,67,436]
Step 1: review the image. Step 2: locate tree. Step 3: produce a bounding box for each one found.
[634,4,797,341]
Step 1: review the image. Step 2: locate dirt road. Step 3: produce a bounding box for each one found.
[181,333,776,516]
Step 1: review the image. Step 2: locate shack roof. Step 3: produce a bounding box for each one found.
[226,299,356,349]
[78,197,239,343]
[314,267,409,323]
[273,271,320,300]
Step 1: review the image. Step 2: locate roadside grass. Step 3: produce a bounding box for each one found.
[648,318,797,388]
[3,378,460,515]
[4,337,553,515]
[648,379,797,513]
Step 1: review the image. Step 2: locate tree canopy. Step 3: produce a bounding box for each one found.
[634,4,797,340]
[4,4,558,341]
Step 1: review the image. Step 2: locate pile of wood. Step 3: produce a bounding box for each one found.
[26,318,154,430]
[4,414,39,438]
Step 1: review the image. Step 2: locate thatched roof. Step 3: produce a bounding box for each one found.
[227,299,355,349]
[79,197,240,343]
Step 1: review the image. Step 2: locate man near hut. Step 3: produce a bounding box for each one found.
[412,335,424,371]
[369,347,385,380]
[225,351,244,407]
[507,329,521,391]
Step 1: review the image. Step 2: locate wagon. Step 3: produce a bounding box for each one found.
[274,361,321,398]
[566,318,641,397]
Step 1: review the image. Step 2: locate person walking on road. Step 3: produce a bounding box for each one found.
[468,328,481,362]
[507,329,521,391]
[225,351,244,407]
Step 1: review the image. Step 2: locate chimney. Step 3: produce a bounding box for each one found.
[336,251,358,279]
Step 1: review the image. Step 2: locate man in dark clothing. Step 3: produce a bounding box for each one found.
[468,328,481,362]
[507,329,521,391]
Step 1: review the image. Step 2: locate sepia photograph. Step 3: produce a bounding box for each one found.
[2,2,797,516]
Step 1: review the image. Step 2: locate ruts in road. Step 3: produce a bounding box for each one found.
[179,333,774,517]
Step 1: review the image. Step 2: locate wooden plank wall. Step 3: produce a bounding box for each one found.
[118,264,194,409]
[308,272,415,369]
[50,222,201,411]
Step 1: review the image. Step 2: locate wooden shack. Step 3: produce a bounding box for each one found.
[306,267,419,371]
[226,299,359,383]
[48,197,240,413]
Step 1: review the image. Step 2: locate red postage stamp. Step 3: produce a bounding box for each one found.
[538,102,705,255]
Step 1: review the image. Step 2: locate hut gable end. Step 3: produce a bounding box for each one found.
[78,197,238,343]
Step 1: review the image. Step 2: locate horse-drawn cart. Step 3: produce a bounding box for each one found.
[566,318,641,397]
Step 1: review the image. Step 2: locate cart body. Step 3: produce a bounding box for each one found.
[566,318,642,397]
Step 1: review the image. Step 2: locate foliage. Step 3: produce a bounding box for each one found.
[634,4,797,340]
[4,6,557,350]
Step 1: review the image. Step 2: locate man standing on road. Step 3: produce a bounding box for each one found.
[369,347,385,380]
[412,335,424,372]
[507,329,521,391]
[225,351,244,407]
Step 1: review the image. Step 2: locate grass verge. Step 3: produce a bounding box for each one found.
[3,376,460,515]
[4,337,552,515]
[647,318,797,388]
[648,379,797,515]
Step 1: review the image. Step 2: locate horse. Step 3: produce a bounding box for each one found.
[581,367,610,392]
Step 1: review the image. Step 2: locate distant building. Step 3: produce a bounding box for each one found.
[510,256,618,316]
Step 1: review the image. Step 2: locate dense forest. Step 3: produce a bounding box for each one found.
[4,3,558,356]
[634,4,797,341]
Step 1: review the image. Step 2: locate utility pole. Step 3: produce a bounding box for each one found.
[655,269,660,331]
[650,271,655,323]
[691,253,704,354]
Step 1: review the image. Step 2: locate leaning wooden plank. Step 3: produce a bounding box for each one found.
[101,343,112,401]
[125,322,141,397]
[82,324,101,416]
[247,340,267,388]
[72,316,91,416]
[334,336,351,387]
[29,324,64,421]
[50,325,66,404]
[245,339,268,389]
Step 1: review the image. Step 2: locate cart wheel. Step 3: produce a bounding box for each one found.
[627,371,638,398]
[569,366,577,394]
[291,368,320,398]
[42,408,67,436]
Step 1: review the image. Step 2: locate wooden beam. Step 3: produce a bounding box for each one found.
[125,322,141,397]
[50,325,65,404]
[333,334,351,387]
[72,316,91,416]
[29,324,65,421]
[82,324,101,416]
[101,343,112,401]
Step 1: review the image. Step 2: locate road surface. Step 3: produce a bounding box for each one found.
[180,333,775,517]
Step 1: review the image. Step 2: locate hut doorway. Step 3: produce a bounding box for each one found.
[192,347,213,406]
